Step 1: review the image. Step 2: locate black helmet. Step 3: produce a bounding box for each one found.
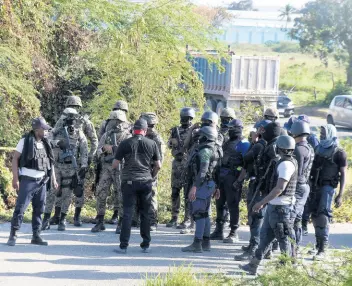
[276,135,295,151]
[198,126,217,142]
[227,119,243,129]
[180,107,195,119]
[290,121,310,138]
[201,111,219,125]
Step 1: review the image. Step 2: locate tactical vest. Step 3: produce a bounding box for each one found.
[104,127,130,163]
[270,155,298,197]
[296,141,315,184]
[222,139,243,169]
[253,139,267,177]
[19,133,52,175]
[171,125,191,159]
[219,127,229,144]
[315,145,341,188]
[57,129,81,164]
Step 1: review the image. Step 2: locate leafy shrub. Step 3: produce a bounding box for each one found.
[272,42,301,53]
[325,81,352,104]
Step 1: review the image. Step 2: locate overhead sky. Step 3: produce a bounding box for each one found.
[192,0,309,9]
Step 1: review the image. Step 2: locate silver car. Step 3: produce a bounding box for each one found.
[327,95,352,128]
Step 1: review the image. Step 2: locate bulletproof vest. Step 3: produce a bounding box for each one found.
[104,127,130,163]
[315,145,341,187]
[296,141,314,184]
[222,139,243,169]
[171,125,191,158]
[57,128,81,163]
[270,155,298,197]
[220,127,229,144]
[193,142,221,181]
[216,126,225,147]
[257,138,277,178]
[253,139,267,176]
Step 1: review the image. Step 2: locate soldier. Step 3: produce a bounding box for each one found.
[263,108,279,122]
[91,110,132,233]
[234,119,270,261]
[139,112,166,231]
[240,135,298,276]
[7,118,57,246]
[166,107,195,228]
[181,126,222,253]
[50,96,98,226]
[42,108,89,231]
[219,108,236,141]
[289,121,315,257]
[211,119,250,243]
[309,124,347,260]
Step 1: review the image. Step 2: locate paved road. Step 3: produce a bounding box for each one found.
[1,222,352,285]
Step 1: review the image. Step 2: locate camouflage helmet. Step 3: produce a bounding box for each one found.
[109,110,127,122]
[65,96,82,108]
[201,111,219,125]
[63,108,79,118]
[276,135,295,151]
[227,119,243,129]
[264,107,279,119]
[180,107,196,119]
[113,100,129,112]
[198,126,218,142]
[290,121,311,137]
[140,112,158,125]
[220,108,236,119]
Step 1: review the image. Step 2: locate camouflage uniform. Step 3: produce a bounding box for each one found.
[45,128,88,215]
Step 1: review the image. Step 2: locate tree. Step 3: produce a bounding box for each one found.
[279,4,296,31]
[290,0,352,86]
[228,0,253,11]
[193,5,234,28]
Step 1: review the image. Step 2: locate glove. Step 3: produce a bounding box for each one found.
[79,167,87,179]
[57,140,68,150]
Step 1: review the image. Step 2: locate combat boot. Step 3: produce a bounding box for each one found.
[91,215,106,233]
[58,213,67,231]
[235,245,256,261]
[202,236,211,251]
[272,240,280,252]
[31,230,48,246]
[314,240,327,261]
[7,228,17,246]
[302,220,308,236]
[264,249,272,260]
[181,237,203,253]
[223,228,238,243]
[308,240,320,255]
[41,213,51,231]
[108,210,118,225]
[180,221,194,234]
[115,217,123,234]
[240,257,260,276]
[50,206,61,225]
[166,217,177,228]
[210,221,224,240]
[177,219,191,230]
[90,215,98,224]
[73,207,82,227]
[242,244,251,252]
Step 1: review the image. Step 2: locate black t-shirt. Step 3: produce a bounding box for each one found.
[294,143,311,180]
[333,149,348,168]
[115,135,161,182]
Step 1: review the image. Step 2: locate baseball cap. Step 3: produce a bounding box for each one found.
[32,117,51,130]
[133,119,148,130]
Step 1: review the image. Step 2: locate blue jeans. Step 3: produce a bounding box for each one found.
[255,204,292,261]
[310,185,335,242]
[290,183,310,245]
[11,177,47,232]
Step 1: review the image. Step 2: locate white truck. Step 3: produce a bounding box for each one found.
[191,54,280,114]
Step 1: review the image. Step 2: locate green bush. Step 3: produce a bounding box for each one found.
[325,81,352,105]
[272,42,301,53]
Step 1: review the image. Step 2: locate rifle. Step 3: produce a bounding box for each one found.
[62,126,84,198]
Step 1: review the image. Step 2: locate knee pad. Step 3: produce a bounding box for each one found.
[193,212,209,221]
[313,214,329,228]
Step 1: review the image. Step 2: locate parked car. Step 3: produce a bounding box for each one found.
[277,95,295,118]
[327,95,352,128]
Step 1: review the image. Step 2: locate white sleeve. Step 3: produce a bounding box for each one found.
[277,161,295,181]
[15,138,25,154]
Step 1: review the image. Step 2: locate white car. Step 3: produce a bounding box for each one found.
[327,95,352,128]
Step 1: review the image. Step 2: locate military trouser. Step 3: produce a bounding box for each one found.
[95,162,122,217]
[191,180,215,240]
[247,179,266,248]
[290,183,310,247]
[171,158,188,220]
[254,204,292,261]
[216,172,242,230]
[309,185,335,243]
[45,164,78,214]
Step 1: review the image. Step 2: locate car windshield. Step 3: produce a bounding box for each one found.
[278,97,291,104]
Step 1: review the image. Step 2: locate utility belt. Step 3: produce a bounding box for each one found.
[20,175,45,182]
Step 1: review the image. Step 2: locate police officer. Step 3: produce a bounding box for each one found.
[91,110,131,233]
[166,107,195,228]
[234,119,270,261]
[7,118,57,246]
[263,108,279,122]
[50,96,97,226]
[139,112,166,231]
[289,120,314,256]
[297,114,320,149]
[211,119,250,243]
[181,126,222,253]
[113,119,161,254]
[309,124,347,260]
[219,108,236,141]
[42,108,88,231]
[240,135,298,275]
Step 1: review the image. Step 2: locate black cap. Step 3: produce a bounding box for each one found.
[133,119,148,130]
[32,117,51,130]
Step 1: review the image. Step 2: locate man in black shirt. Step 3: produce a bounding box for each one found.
[112,119,161,254]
